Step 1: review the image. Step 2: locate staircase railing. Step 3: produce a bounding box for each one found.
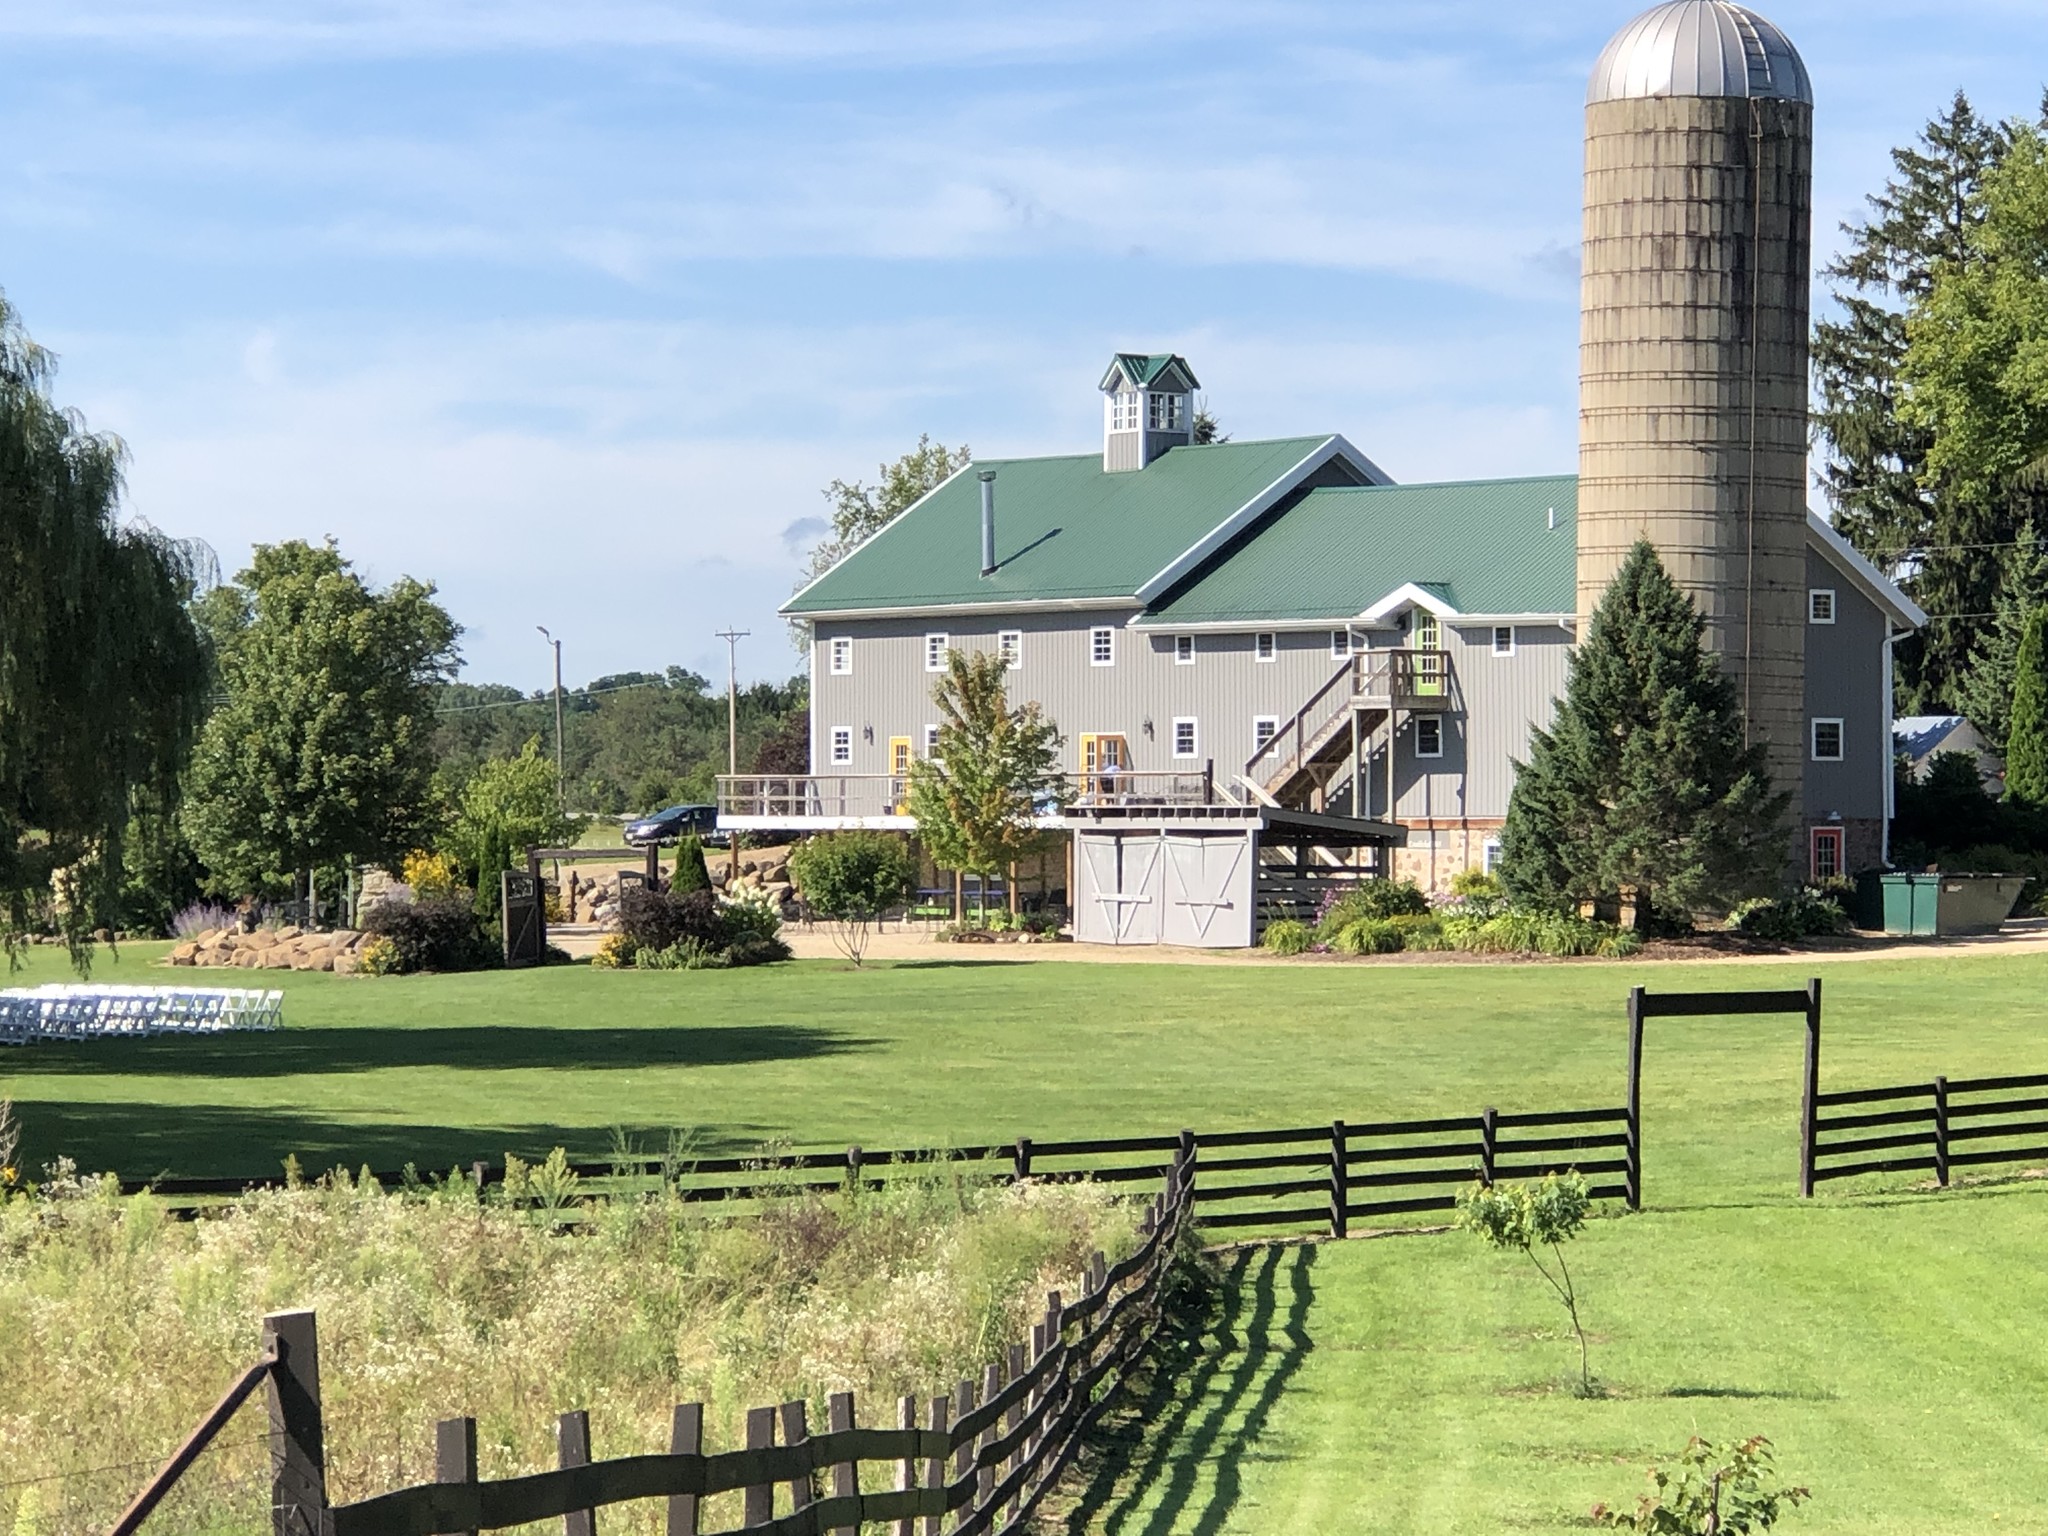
[1244,653,1363,789]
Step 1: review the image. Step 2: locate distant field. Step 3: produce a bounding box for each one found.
[4,940,2045,1207]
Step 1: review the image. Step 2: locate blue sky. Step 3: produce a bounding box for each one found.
[5,1,2047,690]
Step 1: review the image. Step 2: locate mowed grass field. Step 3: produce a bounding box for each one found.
[7,941,2048,1532]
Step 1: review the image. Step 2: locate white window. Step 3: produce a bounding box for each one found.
[1253,716,1279,752]
[1111,391,1142,432]
[1174,634,1195,665]
[1330,629,1353,659]
[1415,715,1443,759]
[1492,626,1515,658]
[1090,627,1116,666]
[998,630,1023,669]
[1255,632,1277,663]
[828,636,852,676]
[1812,717,1844,762]
[1809,589,1837,625]
[924,723,941,759]
[830,727,853,766]
[1482,837,1503,875]
[924,633,948,672]
[1172,717,1199,759]
[1148,393,1186,432]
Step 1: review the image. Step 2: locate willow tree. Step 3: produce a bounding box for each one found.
[1,292,211,965]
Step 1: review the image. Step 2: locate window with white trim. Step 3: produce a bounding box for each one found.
[1254,632,1276,663]
[1809,589,1837,625]
[924,724,941,760]
[1090,627,1115,666]
[998,630,1023,669]
[1111,391,1142,432]
[1811,717,1844,762]
[828,636,852,675]
[1253,716,1278,752]
[1482,837,1503,875]
[829,727,852,766]
[1148,393,1187,432]
[1492,625,1515,657]
[1172,717,1199,758]
[924,633,948,672]
[1415,715,1443,759]
[1174,634,1195,665]
[1330,629,1353,659]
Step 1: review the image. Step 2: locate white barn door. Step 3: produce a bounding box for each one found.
[1073,833,1163,945]
[1161,833,1254,948]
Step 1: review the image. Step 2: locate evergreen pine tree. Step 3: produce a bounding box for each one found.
[1958,521,2048,749]
[1811,91,2011,712]
[2006,608,2048,808]
[1499,543,1789,923]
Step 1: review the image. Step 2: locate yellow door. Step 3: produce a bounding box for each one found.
[889,737,912,812]
[1412,613,1445,697]
[1080,734,1129,798]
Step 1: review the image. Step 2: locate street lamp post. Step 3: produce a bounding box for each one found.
[536,626,565,812]
[715,627,749,883]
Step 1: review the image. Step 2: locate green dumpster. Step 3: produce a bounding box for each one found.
[1861,871,2024,936]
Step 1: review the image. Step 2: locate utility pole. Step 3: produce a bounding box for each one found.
[716,627,749,883]
[536,625,565,812]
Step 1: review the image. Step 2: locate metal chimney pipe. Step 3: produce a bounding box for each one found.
[978,470,997,577]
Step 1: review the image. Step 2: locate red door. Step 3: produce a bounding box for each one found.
[1809,827,1843,882]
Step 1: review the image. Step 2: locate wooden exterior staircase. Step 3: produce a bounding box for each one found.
[1243,648,1449,811]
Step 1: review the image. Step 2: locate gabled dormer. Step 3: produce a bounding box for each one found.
[1100,353,1198,472]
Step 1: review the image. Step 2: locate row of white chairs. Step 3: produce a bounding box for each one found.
[0,984,283,1045]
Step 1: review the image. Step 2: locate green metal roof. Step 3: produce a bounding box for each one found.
[1099,353,1198,391]
[1141,475,1578,624]
[784,436,1335,615]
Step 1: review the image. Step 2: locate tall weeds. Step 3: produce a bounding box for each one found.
[0,1162,1134,1536]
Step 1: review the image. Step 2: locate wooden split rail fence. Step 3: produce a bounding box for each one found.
[1809,1072,2048,1190]
[118,1148,1198,1536]
[144,1101,1638,1232]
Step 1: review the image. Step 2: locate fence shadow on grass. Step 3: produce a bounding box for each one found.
[0,1022,861,1079]
[1058,1240,1317,1536]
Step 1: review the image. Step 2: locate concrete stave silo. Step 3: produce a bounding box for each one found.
[1578,0,1814,827]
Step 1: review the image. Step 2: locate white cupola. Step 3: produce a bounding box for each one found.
[1099,353,1199,472]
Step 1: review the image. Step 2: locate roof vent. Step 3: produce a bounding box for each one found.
[1100,353,1199,473]
[979,470,997,577]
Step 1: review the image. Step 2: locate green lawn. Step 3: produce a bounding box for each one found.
[7,941,2048,1531]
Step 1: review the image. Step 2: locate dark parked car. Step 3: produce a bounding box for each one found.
[623,804,726,847]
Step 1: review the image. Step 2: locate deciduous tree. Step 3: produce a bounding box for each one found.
[785,831,915,966]
[790,436,971,648]
[1498,543,1787,922]
[185,540,459,903]
[0,292,210,965]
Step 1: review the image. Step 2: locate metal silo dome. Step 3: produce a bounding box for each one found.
[1588,1,1811,106]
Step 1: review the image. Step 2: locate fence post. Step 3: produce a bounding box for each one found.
[1933,1075,1950,1189]
[435,1417,479,1536]
[827,1391,858,1536]
[978,1361,1002,1509]
[666,1404,701,1536]
[1013,1137,1032,1182]
[921,1395,949,1536]
[743,1406,775,1527]
[1005,1342,1027,1520]
[951,1379,978,1533]
[262,1309,328,1536]
[1480,1107,1497,1188]
[895,1394,918,1536]
[557,1411,594,1536]
[1800,976,1823,1199]
[779,1400,812,1513]
[846,1145,863,1193]
[1328,1120,1348,1240]
[1625,985,1644,1212]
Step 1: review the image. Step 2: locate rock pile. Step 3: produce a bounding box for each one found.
[169,927,371,975]
[559,855,797,929]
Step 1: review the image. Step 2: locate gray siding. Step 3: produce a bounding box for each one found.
[814,612,1359,780]
[1802,548,1889,824]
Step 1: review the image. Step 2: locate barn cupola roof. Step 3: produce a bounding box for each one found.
[1100,353,1199,473]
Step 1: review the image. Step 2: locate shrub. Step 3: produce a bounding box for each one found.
[619,885,725,955]
[1445,868,1509,919]
[1594,1435,1810,1532]
[1317,880,1429,938]
[1388,912,1451,951]
[1727,891,1847,941]
[787,831,917,967]
[669,836,711,895]
[360,894,498,974]
[400,849,462,900]
[637,938,732,970]
[356,934,401,976]
[1262,919,1312,955]
[1330,917,1404,955]
[1443,907,1642,958]
[719,884,784,944]
[170,901,238,940]
[589,932,637,970]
